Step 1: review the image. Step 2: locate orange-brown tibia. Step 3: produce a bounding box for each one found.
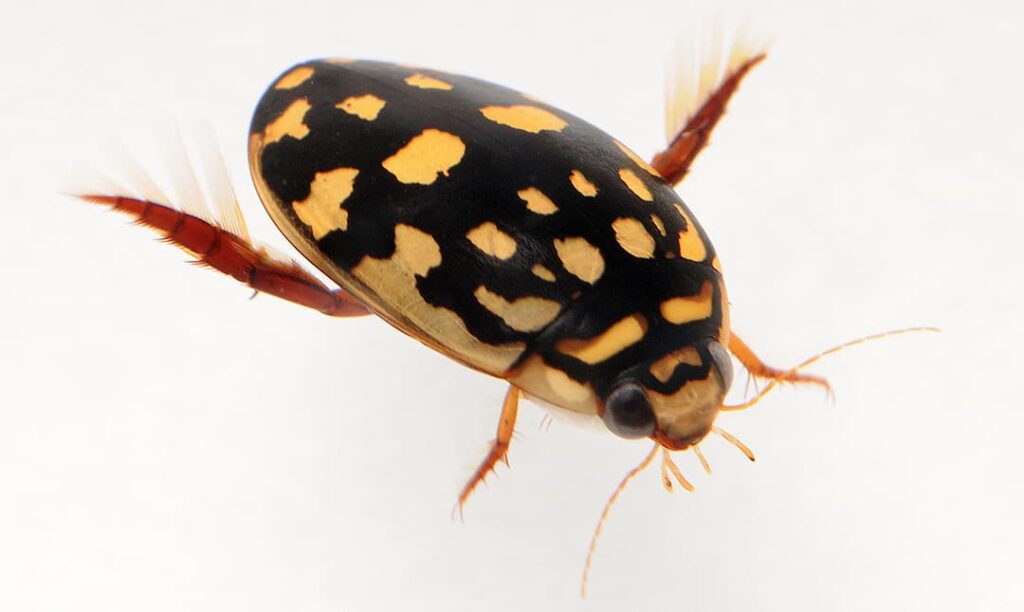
[81,195,368,317]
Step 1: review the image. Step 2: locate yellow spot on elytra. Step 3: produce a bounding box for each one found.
[510,354,595,411]
[263,98,311,145]
[480,105,568,133]
[467,222,517,260]
[532,264,556,282]
[649,347,703,384]
[394,224,442,277]
[382,129,465,185]
[405,73,453,90]
[543,365,591,403]
[650,214,667,236]
[474,286,562,332]
[614,140,661,177]
[275,66,314,89]
[712,255,723,273]
[647,370,725,445]
[292,167,359,239]
[351,227,524,376]
[569,170,598,197]
[554,237,604,284]
[336,94,386,121]
[674,203,707,262]
[611,217,656,258]
[619,168,653,201]
[518,187,558,215]
[556,314,648,365]
[660,280,714,325]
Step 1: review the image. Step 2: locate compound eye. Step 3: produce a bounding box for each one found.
[601,383,656,439]
[707,341,734,390]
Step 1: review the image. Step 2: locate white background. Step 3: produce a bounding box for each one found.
[1,1,1021,610]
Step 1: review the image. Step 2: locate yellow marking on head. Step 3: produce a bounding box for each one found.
[674,203,707,261]
[614,140,661,177]
[275,66,314,89]
[619,168,654,201]
[649,347,703,384]
[325,58,356,64]
[393,224,442,276]
[553,237,604,284]
[650,214,667,236]
[532,264,556,282]
[381,129,465,185]
[405,73,454,90]
[480,104,568,133]
[467,222,517,260]
[569,170,598,197]
[611,217,656,258]
[336,94,386,121]
[556,314,648,365]
[518,187,558,215]
[474,286,562,332]
[660,280,714,325]
[292,167,359,239]
[263,98,311,145]
[648,368,724,448]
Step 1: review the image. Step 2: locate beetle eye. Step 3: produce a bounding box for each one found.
[601,383,656,439]
[707,341,734,390]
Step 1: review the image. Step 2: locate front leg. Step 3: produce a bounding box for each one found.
[728,332,831,391]
[457,385,520,515]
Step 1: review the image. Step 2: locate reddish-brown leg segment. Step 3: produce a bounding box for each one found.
[728,332,831,392]
[457,385,520,515]
[651,54,766,186]
[81,195,370,317]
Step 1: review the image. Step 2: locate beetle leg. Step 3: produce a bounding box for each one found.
[81,195,370,317]
[457,385,520,515]
[651,51,765,186]
[728,332,831,391]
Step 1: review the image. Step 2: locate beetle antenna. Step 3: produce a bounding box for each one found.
[693,444,712,475]
[581,442,660,598]
[712,426,756,461]
[722,327,940,412]
[660,456,673,492]
[662,448,695,492]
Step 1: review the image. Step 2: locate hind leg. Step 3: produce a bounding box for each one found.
[82,195,370,317]
[652,52,766,185]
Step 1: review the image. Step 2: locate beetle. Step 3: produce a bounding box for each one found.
[81,41,855,593]
[244,52,834,498]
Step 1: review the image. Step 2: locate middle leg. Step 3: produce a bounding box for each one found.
[457,385,521,514]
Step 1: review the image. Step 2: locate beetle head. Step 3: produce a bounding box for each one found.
[598,339,733,450]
